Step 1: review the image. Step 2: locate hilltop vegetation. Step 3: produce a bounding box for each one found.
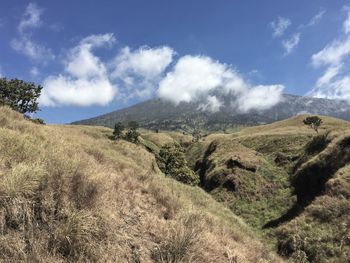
[141,114,350,262]
[0,106,282,263]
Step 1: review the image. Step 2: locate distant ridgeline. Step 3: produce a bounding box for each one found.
[72,94,350,132]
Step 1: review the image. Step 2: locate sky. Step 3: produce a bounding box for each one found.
[1,0,350,123]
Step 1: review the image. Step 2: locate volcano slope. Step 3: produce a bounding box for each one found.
[0,106,282,263]
[142,115,350,263]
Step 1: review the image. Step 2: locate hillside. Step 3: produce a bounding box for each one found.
[4,104,350,262]
[0,106,282,263]
[72,94,350,132]
[141,115,350,262]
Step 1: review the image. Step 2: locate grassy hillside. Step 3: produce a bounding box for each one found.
[152,114,350,263]
[0,107,282,263]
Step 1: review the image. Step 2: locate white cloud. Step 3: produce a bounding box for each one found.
[282,33,300,55]
[113,46,174,80]
[270,16,291,37]
[307,10,326,27]
[315,64,342,87]
[311,36,350,67]
[158,56,228,103]
[40,34,117,107]
[158,55,284,112]
[40,76,116,107]
[11,36,54,62]
[11,3,54,62]
[238,85,284,112]
[198,95,223,112]
[111,46,174,99]
[309,10,350,102]
[18,2,43,33]
[66,33,115,78]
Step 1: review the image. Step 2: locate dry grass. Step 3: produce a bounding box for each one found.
[0,106,282,262]
[239,114,350,136]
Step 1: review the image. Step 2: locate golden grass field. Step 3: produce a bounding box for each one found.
[0,106,283,263]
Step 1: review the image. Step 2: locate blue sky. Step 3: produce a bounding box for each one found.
[1,0,350,123]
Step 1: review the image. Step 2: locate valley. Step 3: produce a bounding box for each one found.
[140,114,350,262]
[2,105,350,262]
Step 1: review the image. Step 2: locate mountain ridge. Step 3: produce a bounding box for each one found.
[72,93,350,131]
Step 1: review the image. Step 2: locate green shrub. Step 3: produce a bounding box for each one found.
[30,118,45,125]
[157,143,199,186]
[303,116,322,133]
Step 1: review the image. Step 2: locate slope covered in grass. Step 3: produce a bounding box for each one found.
[183,114,350,262]
[0,106,282,263]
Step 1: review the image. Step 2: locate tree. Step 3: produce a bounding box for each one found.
[157,143,199,186]
[113,122,125,140]
[303,116,322,133]
[30,118,45,125]
[0,78,42,114]
[128,121,139,130]
[125,121,140,143]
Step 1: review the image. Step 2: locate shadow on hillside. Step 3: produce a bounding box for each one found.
[263,203,305,229]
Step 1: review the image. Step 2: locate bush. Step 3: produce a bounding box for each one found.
[157,143,199,186]
[113,122,124,140]
[152,213,203,263]
[303,116,322,133]
[30,118,45,125]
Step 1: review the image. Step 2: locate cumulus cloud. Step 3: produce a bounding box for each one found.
[113,46,174,80]
[158,55,284,112]
[158,56,230,103]
[270,16,291,37]
[40,34,117,107]
[282,33,300,55]
[237,85,284,112]
[11,3,54,62]
[309,9,350,101]
[111,46,174,99]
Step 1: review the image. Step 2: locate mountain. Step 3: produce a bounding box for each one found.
[72,94,350,131]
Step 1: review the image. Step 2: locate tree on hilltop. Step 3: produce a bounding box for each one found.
[0,78,42,114]
[113,122,125,140]
[125,121,140,143]
[303,116,322,133]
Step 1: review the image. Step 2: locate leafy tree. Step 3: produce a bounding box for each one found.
[0,78,42,114]
[303,116,322,133]
[157,143,199,186]
[128,121,139,130]
[113,122,125,140]
[125,121,140,143]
